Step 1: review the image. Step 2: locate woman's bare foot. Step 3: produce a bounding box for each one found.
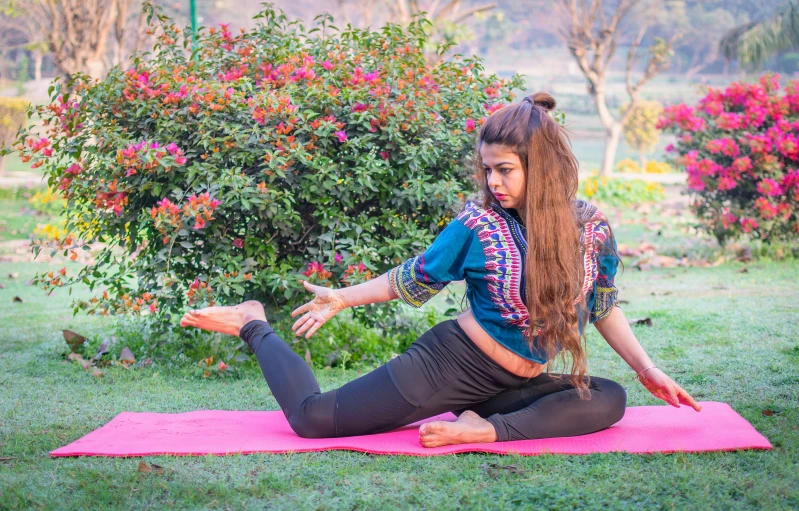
[418,410,498,447]
[179,300,266,337]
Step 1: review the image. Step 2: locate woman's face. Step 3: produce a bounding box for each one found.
[481,143,525,211]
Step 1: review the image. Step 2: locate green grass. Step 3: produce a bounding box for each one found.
[0,198,59,242]
[0,253,798,509]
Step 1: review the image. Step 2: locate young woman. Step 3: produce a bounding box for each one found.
[180,92,700,447]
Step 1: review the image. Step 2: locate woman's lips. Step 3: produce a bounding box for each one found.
[494,193,507,199]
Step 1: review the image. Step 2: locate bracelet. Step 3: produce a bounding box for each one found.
[636,365,657,382]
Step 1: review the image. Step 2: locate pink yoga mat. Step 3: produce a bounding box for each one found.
[49,401,771,458]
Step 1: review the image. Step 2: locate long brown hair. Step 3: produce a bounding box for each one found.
[472,91,591,397]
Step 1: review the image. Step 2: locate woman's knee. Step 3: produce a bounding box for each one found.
[286,393,337,438]
[595,377,627,424]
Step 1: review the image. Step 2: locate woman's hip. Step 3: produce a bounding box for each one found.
[386,319,529,408]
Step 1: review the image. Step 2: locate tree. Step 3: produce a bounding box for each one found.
[720,1,799,69]
[555,0,678,176]
[620,99,662,167]
[1,0,146,80]
[385,1,497,65]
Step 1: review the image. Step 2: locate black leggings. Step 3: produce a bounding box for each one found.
[240,318,626,442]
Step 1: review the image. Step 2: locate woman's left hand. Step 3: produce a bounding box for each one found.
[638,368,702,411]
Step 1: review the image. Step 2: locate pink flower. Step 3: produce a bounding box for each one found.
[165,143,180,155]
[757,178,783,197]
[125,168,137,177]
[351,103,368,112]
[334,252,342,263]
[731,157,752,173]
[754,197,778,219]
[175,156,187,166]
[334,130,347,143]
[122,145,136,159]
[485,103,505,115]
[322,60,333,71]
[664,144,674,153]
[722,212,738,229]
[363,71,379,83]
[465,119,476,133]
[380,151,390,160]
[193,215,206,230]
[233,238,244,249]
[687,173,705,191]
[739,217,759,233]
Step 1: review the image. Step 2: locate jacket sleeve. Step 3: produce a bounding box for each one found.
[388,217,473,308]
[589,224,621,323]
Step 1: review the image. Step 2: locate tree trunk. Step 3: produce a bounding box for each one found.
[600,124,623,177]
[32,50,43,81]
[591,86,621,177]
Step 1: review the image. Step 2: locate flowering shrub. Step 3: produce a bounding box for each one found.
[3,5,522,333]
[658,74,799,244]
[578,172,664,206]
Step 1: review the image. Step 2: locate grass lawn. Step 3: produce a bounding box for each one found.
[1,222,798,509]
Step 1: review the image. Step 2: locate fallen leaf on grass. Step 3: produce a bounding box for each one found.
[91,338,110,362]
[137,461,165,474]
[618,241,656,257]
[0,456,15,462]
[761,409,775,417]
[633,255,687,270]
[67,352,91,370]
[304,349,312,365]
[12,296,23,302]
[63,330,87,353]
[628,318,653,327]
[737,267,749,274]
[119,347,136,365]
[481,463,529,477]
[7,272,18,279]
[91,369,104,378]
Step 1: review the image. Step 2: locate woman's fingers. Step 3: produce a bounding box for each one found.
[304,320,324,339]
[291,302,310,318]
[677,386,702,411]
[291,308,313,330]
[293,315,316,336]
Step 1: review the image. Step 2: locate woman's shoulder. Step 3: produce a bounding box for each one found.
[455,198,495,226]
[574,199,608,225]
[575,200,612,247]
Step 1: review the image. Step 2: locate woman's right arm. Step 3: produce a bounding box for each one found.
[338,272,399,309]
[291,273,398,339]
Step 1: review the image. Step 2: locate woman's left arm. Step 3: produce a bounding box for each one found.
[593,305,702,412]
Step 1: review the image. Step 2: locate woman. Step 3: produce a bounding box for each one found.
[180,92,700,447]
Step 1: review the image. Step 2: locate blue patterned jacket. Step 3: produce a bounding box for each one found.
[388,199,620,363]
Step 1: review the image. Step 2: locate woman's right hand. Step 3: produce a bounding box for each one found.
[290,280,348,339]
